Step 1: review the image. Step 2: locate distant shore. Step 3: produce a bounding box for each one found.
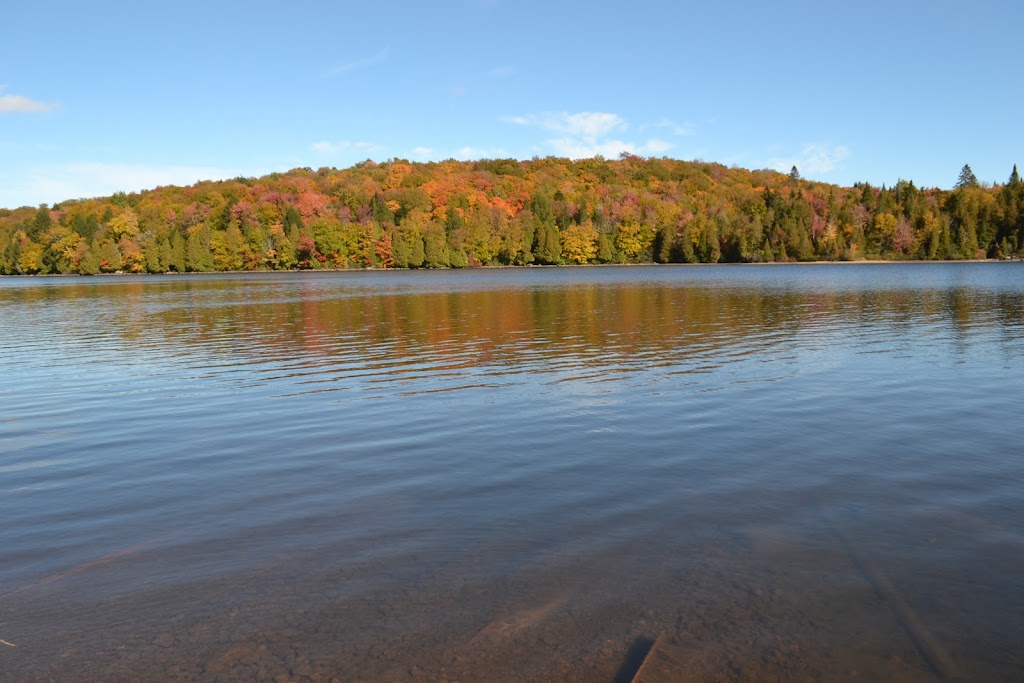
[4,258,1021,279]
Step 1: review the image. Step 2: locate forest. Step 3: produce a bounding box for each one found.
[1,156,1022,275]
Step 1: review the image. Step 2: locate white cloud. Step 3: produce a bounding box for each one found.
[0,162,247,209]
[654,118,695,136]
[643,138,673,154]
[508,111,626,139]
[310,140,379,155]
[507,110,673,160]
[453,146,508,160]
[324,47,391,77]
[767,143,850,175]
[404,146,507,162]
[549,137,672,159]
[0,86,59,114]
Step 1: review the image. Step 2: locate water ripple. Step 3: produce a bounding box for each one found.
[2,264,1024,681]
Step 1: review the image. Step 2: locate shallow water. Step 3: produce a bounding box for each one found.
[1,263,1022,682]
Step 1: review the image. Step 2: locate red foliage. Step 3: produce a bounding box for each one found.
[296,192,331,222]
[375,231,395,269]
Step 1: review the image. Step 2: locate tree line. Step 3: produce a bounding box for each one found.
[2,156,1022,275]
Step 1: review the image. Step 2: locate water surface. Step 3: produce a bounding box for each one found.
[1,263,1023,681]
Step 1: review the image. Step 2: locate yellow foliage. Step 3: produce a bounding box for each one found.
[54,231,86,260]
[119,238,145,273]
[615,221,652,259]
[561,222,598,264]
[874,212,898,236]
[109,208,140,239]
[18,241,45,274]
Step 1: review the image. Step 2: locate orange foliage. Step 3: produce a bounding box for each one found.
[296,192,331,221]
[385,163,412,190]
[3,155,1013,276]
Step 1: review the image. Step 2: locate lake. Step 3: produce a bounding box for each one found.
[1,263,1022,682]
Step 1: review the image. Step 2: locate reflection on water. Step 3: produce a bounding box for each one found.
[1,264,1023,681]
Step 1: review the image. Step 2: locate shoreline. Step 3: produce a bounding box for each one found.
[1,257,1020,279]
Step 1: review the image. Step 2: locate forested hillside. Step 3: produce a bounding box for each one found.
[2,156,1022,275]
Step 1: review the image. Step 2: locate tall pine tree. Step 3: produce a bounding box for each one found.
[956,164,979,189]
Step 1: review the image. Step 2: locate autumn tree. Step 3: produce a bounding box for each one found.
[615,221,652,261]
[3,155,1019,275]
[375,230,395,268]
[393,210,428,268]
[95,239,122,272]
[108,208,140,239]
[561,220,598,264]
[77,246,100,275]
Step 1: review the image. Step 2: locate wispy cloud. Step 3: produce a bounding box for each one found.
[453,146,508,160]
[507,111,673,159]
[0,162,247,209]
[403,146,507,162]
[324,47,391,77]
[653,118,695,136]
[548,137,672,159]
[0,86,60,114]
[310,140,380,155]
[766,143,850,175]
[507,112,627,139]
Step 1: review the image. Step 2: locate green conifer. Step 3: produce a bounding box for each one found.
[956,164,979,189]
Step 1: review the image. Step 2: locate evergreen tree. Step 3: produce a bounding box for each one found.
[159,239,173,272]
[283,205,304,234]
[956,164,979,189]
[143,238,164,273]
[71,213,100,241]
[408,230,425,267]
[31,204,52,238]
[654,225,675,263]
[596,232,615,263]
[423,225,449,267]
[186,228,213,271]
[78,246,100,275]
[8,155,1024,272]
[169,231,186,272]
[96,240,122,272]
[370,193,394,224]
[532,219,561,264]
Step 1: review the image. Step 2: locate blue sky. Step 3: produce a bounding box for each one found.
[1,0,1021,209]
